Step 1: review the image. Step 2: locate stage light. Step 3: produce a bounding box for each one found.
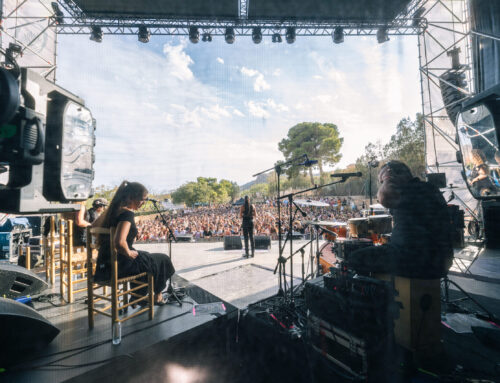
[50,2,64,24]
[376,28,389,44]
[138,26,150,43]
[272,33,282,43]
[189,27,200,44]
[252,27,262,44]
[412,7,426,27]
[89,26,102,43]
[225,28,235,44]
[201,33,212,42]
[44,96,95,201]
[285,28,296,44]
[332,27,344,44]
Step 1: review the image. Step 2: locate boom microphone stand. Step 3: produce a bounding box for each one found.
[253,154,311,297]
[149,200,182,306]
[277,175,357,304]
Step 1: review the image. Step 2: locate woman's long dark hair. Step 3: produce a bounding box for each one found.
[98,181,148,228]
[243,195,250,216]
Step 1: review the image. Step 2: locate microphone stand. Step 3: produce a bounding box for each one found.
[277,178,351,305]
[150,200,182,306]
[253,154,309,297]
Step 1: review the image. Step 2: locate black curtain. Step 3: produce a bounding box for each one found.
[470,0,500,92]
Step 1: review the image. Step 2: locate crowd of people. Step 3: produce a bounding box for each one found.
[135,197,365,242]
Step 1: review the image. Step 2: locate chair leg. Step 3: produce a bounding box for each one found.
[148,274,154,320]
[122,282,129,314]
[87,275,94,330]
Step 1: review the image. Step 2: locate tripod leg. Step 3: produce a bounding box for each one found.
[165,278,182,306]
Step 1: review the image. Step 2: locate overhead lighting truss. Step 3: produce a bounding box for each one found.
[48,0,426,37]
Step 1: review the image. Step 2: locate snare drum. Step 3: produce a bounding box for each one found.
[367,214,392,234]
[333,237,373,261]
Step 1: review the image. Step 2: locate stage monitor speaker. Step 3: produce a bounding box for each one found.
[223,235,242,250]
[426,173,447,189]
[482,201,500,249]
[254,236,271,250]
[0,263,49,298]
[0,297,60,360]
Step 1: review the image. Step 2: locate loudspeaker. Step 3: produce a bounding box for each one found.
[482,201,500,249]
[0,263,49,298]
[0,298,60,362]
[254,236,271,250]
[426,173,447,189]
[223,235,242,250]
[439,70,467,125]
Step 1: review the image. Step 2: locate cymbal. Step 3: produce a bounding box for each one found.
[295,199,330,207]
[304,220,347,226]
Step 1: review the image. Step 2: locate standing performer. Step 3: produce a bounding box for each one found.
[240,195,256,258]
[93,181,175,305]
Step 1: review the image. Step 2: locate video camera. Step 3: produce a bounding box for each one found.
[0,43,95,213]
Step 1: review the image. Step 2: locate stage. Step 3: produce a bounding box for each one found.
[2,240,500,382]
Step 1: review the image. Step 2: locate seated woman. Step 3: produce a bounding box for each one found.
[93,181,175,305]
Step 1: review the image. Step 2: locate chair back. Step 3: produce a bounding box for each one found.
[86,226,117,284]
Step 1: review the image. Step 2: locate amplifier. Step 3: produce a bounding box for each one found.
[307,313,368,380]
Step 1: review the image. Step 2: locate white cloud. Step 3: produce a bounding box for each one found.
[246,99,288,118]
[162,41,194,81]
[241,67,259,77]
[241,67,270,92]
[273,68,281,76]
[254,74,270,92]
[313,75,323,80]
[247,101,270,119]
[216,57,224,64]
[232,108,245,117]
[313,94,333,104]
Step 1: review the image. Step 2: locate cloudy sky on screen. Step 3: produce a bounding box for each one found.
[56,34,420,192]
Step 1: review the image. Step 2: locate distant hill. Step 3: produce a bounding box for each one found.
[240,172,270,191]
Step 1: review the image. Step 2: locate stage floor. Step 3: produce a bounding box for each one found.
[3,240,500,382]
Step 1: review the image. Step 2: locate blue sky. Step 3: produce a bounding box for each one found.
[56,33,421,192]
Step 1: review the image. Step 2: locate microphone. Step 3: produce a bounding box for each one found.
[330,172,362,178]
[302,159,318,167]
[293,202,307,217]
[146,197,158,203]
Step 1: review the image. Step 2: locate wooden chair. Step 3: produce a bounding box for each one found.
[43,216,61,285]
[86,227,154,329]
[59,219,89,303]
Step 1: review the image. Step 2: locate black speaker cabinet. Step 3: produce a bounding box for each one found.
[0,297,60,360]
[482,201,500,249]
[224,235,242,250]
[255,236,271,250]
[0,263,49,298]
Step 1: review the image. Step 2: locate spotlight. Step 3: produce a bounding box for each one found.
[332,27,344,44]
[50,2,64,24]
[189,27,200,44]
[225,27,235,44]
[412,7,426,27]
[376,28,389,44]
[89,26,103,43]
[201,33,212,42]
[272,33,282,43]
[138,26,150,43]
[285,28,296,44]
[252,27,262,44]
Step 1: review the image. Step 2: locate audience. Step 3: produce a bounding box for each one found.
[136,197,363,242]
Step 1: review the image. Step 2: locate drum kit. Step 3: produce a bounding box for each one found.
[303,205,393,274]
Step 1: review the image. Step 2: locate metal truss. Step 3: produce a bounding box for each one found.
[418,0,481,222]
[50,0,425,36]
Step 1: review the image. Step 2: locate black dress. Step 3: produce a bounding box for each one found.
[241,205,255,256]
[95,210,175,295]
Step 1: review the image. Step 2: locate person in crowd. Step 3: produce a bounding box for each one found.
[347,160,453,278]
[88,198,108,224]
[93,181,175,305]
[240,195,256,258]
[69,202,92,247]
[470,149,496,196]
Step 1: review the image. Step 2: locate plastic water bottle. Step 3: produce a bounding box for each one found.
[112,322,121,345]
